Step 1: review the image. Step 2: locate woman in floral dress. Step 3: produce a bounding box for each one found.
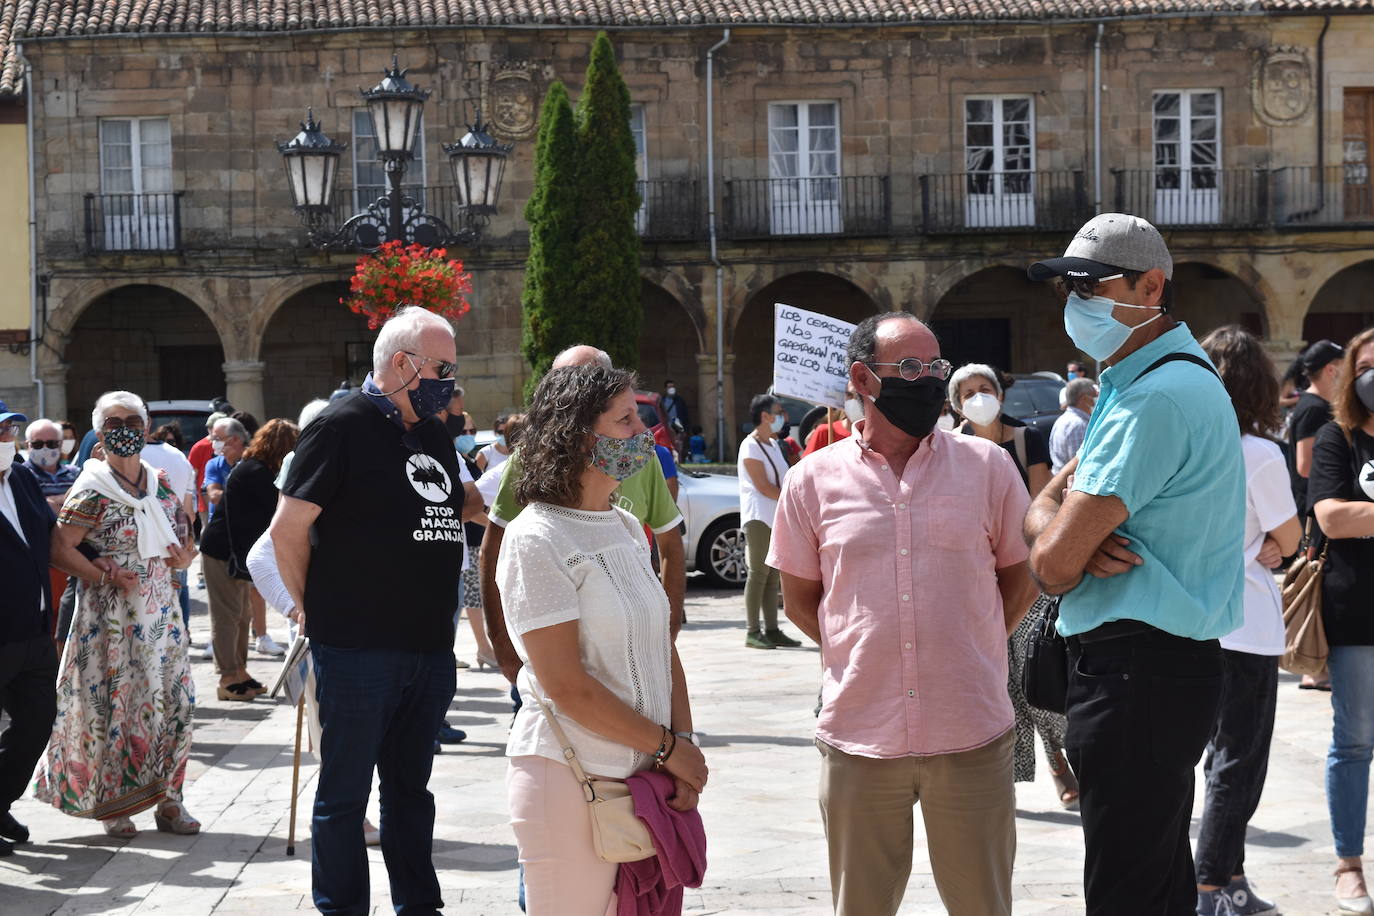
[36,391,199,838]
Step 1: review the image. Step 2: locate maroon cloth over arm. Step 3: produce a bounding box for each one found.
[616,770,707,916]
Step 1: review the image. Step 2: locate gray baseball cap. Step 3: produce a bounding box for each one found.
[1028,212,1174,282]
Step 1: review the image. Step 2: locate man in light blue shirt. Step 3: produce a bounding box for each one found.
[1023,213,1245,916]
[1047,378,1097,473]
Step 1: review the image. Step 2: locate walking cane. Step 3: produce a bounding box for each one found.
[286,694,305,856]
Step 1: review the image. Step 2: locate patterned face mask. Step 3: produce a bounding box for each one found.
[589,429,656,482]
[104,425,145,458]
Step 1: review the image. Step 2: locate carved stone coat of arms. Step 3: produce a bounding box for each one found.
[487,64,538,141]
[1251,48,1314,127]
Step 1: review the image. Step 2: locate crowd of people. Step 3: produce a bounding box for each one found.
[0,210,1371,916]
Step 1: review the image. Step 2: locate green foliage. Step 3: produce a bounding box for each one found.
[520,33,643,396]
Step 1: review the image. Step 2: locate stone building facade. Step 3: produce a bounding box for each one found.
[0,1,1371,449]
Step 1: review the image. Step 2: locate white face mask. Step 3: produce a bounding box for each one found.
[843,398,864,424]
[960,392,1002,427]
[666,387,677,396]
[0,441,14,473]
[29,446,60,467]
[937,412,957,431]
[60,438,75,456]
[211,438,225,456]
[770,414,786,434]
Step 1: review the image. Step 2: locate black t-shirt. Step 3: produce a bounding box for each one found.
[1308,422,1374,646]
[224,457,278,577]
[462,455,484,549]
[283,392,466,650]
[1287,391,1332,514]
[960,414,1050,490]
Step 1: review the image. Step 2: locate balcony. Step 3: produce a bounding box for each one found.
[1110,168,1270,229]
[636,179,703,241]
[83,192,183,253]
[723,176,890,240]
[1273,165,1374,228]
[918,171,1088,233]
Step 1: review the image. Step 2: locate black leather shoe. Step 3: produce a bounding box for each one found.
[0,811,28,844]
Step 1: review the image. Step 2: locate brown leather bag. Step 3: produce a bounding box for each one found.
[1279,520,1329,677]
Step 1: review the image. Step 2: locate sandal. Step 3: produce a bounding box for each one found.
[216,681,256,702]
[1048,753,1080,811]
[154,803,201,835]
[102,816,137,839]
[243,678,268,696]
[1336,862,1374,914]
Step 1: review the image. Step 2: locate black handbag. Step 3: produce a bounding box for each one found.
[1022,596,1068,714]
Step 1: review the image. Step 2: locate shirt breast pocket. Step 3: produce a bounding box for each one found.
[925,496,987,552]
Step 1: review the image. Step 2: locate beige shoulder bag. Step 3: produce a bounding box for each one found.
[1280,518,1330,677]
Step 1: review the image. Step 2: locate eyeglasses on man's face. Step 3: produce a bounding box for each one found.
[403,351,457,380]
[28,438,62,449]
[866,357,953,382]
[1054,274,1124,301]
[0,422,18,439]
[101,415,146,432]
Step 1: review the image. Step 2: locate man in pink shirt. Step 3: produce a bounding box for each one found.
[768,312,1037,916]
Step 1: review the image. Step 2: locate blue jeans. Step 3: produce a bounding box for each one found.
[1328,645,1374,858]
[311,643,457,915]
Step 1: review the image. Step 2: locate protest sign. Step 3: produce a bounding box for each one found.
[772,303,856,408]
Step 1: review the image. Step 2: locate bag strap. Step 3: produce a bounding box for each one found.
[1134,352,1220,385]
[530,690,599,802]
[1012,426,1028,472]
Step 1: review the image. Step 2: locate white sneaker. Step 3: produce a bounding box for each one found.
[198,642,214,660]
[255,634,286,657]
[363,818,380,847]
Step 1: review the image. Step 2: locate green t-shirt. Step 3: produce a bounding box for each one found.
[488,450,683,534]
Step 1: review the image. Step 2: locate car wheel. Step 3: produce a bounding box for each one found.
[697,515,746,588]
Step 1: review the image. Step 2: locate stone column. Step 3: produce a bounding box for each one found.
[223,360,266,421]
[37,361,70,425]
[696,352,736,462]
[1262,337,1306,376]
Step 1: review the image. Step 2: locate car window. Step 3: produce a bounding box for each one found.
[148,412,211,452]
[637,403,660,429]
[1028,383,1065,413]
[1002,387,1036,419]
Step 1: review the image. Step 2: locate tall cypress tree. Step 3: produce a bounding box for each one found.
[520,81,580,395]
[570,32,643,370]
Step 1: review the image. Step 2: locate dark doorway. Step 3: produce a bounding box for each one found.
[928,317,1012,370]
[160,346,224,400]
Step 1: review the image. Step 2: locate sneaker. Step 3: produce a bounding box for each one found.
[745,630,775,649]
[198,642,215,660]
[255,634,286,657]
[1223,876,1277,915]
[764,628,801,648]
[1197,889,1232,916]
[436,724,467,744]
[363,818,380,847]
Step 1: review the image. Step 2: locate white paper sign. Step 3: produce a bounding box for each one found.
[772,303,856,408]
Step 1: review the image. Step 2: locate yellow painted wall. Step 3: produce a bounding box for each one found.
[0,121,29,331]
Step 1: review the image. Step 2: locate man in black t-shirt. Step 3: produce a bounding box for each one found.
[1287,339,1344,515]
[271,307,480,916]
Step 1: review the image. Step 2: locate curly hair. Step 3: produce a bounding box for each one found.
[515,366,637,509]
[1198,325,1281,438]
[1332,326,1374,433]
[243,418,300,475]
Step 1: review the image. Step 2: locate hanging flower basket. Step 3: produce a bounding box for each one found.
[342,241,474,330]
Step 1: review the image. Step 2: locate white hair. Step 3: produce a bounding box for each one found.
[552,344,613,370]
[25,417,60,439]
[946,363,1003,411]
[91,391,148,434]
[298,399,330,430]
[213,417,249,444]
[372,306,455,374]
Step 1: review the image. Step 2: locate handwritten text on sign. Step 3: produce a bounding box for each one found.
[772,303,856,408]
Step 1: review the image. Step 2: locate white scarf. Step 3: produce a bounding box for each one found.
[71,459,180,560]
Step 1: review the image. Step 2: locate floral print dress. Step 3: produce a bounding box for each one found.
[33,474,195,820]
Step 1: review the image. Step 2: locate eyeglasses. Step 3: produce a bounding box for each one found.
[0,422,18,438]
[101,415,146,432]
[1054,274,1124,301]
[866,357,954,382]
[29,438,62,449]
[403,351,457,380]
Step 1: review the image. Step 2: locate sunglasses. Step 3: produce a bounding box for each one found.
[866,357,954,382]
[102,415,146,432]
[1054,274,1124,301]
[403,351,457,380]
[29,438,62,449]
[0,422,18,437]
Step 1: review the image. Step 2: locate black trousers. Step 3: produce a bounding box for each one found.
[1065,624,1222,916]
[1194,650,1279,886]
[0,634,58,812]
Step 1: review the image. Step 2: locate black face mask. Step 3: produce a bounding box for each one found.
[1357,367,1374,413]
[866,374,946,440]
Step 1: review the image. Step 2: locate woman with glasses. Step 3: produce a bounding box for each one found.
[36,390,200,839]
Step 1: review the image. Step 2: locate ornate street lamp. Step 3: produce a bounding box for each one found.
[275,57,509,251]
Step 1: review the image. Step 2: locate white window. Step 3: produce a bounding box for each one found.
[767,101,841,234]
[353,109,425,211]
[1153,90,1220,224]
[963,96,1034,227]
[631,103,648,232]
[98,117,174,250]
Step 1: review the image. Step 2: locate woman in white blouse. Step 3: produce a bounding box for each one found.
[737,394,800,650]
[497,365,708,916]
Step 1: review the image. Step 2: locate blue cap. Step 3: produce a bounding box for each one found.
[0,400,28,425]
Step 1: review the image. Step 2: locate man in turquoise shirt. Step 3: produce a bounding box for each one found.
[1024,213,1245,916]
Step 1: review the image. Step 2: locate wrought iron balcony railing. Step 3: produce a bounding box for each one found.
[918,171,1088,233]
[83,192,183,253]
[636,179,703,241]
[1273,165,1374,227]
[723,176,890,240]
[1110,168,1271,229]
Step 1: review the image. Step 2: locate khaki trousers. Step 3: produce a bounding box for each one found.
[203,554,251,678]
[818,728,1016,916]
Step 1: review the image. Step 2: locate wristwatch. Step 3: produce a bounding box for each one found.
[673,731,698,746]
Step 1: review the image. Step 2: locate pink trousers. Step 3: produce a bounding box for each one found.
[507,755,619,916]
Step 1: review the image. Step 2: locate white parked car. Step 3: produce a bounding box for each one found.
[676,469,745,588]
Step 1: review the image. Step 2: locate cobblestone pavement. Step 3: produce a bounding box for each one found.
[1,569,1366,915]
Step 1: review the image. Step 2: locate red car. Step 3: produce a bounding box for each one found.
[634,391,676,452]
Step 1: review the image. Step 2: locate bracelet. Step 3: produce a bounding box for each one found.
[651,726,672,768]
[653,730,678,770]
[98,570,108,587]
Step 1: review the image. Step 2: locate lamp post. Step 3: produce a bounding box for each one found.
[275,56,512,251]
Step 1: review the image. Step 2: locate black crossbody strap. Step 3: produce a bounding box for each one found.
[1135,352,1220,384]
